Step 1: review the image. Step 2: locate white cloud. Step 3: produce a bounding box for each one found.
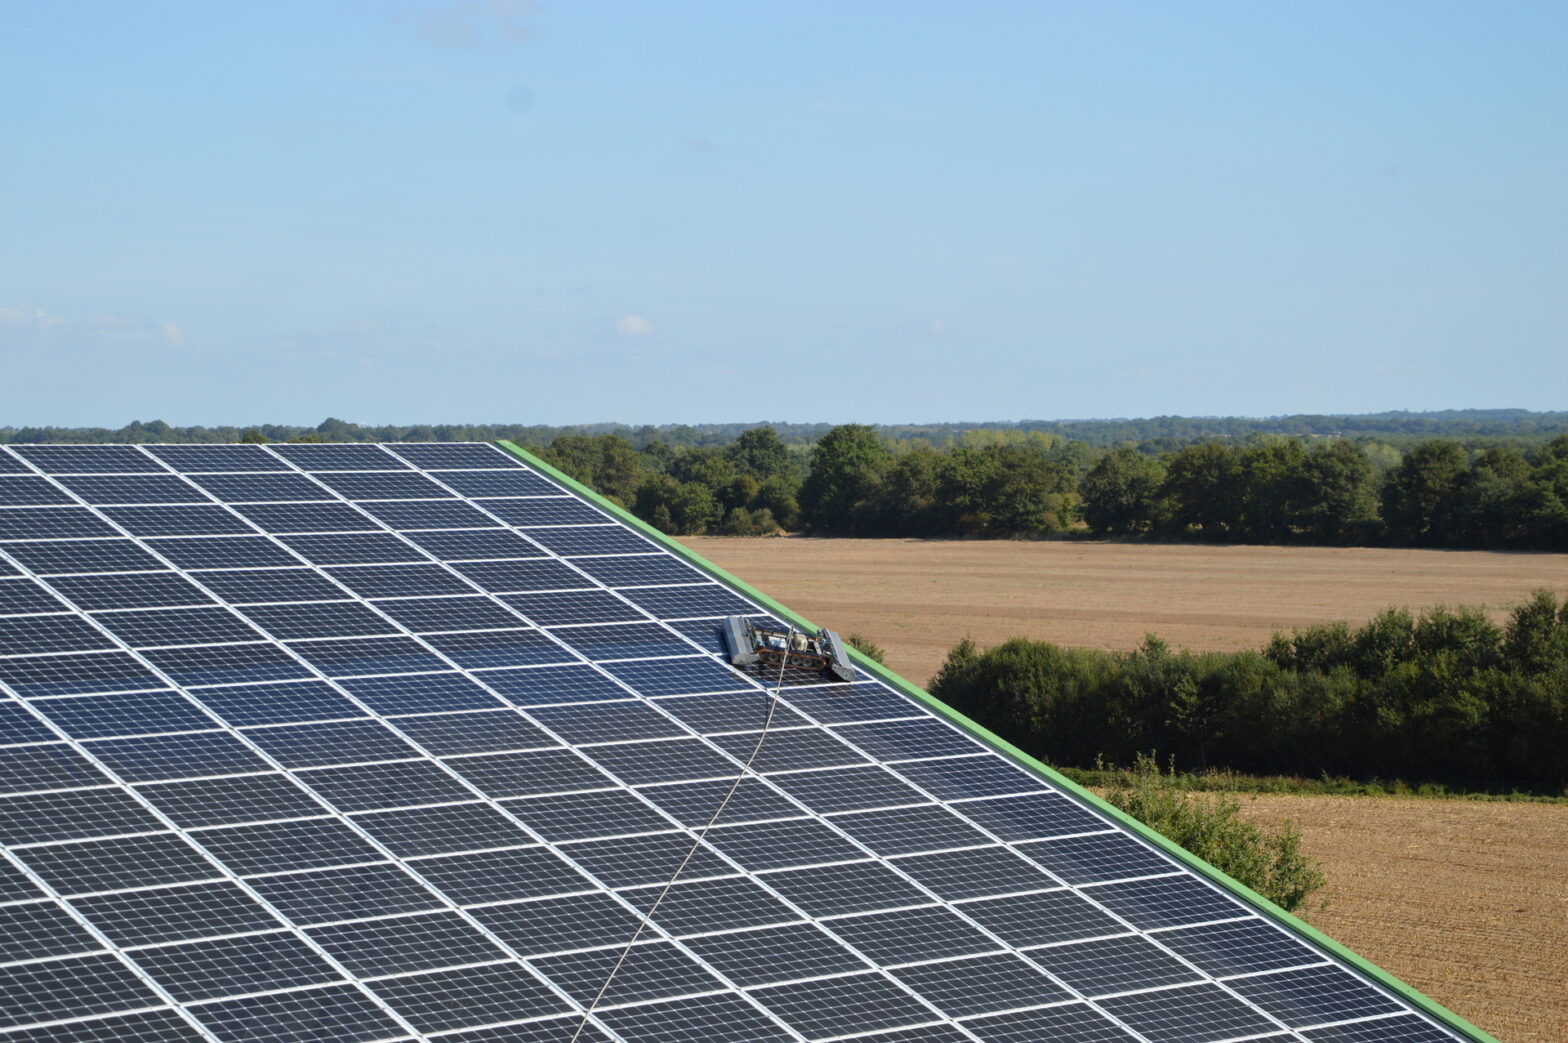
[162,321,186,348]
[930,318,947,335]
[615,314,652,336]
[0,304,64,329]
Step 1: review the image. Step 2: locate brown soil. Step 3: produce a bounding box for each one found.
[1235,795,1567,1043]
[680,537,1568,685]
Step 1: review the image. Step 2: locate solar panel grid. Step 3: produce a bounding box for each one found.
[0,442,1470,1043]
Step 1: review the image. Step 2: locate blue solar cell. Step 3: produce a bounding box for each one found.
[46,571,214,609]
[238,601,400,639]
[278,531,429,564]
[407,528,545,559]
[547,621,695,660]
[499,588,648,626]
[322,563,475,597]
[525,525,658,557]
[144,444,291,472]
[186,473,337,502]
[244,719,422,767]
[337,672,507,714]
[9,445,166,474]
[482,497,607,527]
[619,583,758,619]
[0,507,120,539]
[435,470,560,497]
[357,499,499,530]
[0,612,109,656]
[55,476,209,505]
[142,643,314,686]
[286,635,448,676]
[192,680,367,726]
[0,744,111,792]
[0,578,69,614]
[451,558,591,592]
[387,443,528,470]
[371,595,521,632]
[0,476,75,505]
[475,663,631,704]
[32,690,215,738]
[86,731,271,781]
[192,568,347,603]
[418,628,574,669]
[90,607,266,647]
[601,656,752,696]
[231,502,381,533]
[314,471,454,500]
[101,505,256,536]
[574,554,711,586]
[267,443,410,471]
[0,538,164,574]
[142,535,300,569]
[0,701,58,745]
[0,651,164,697]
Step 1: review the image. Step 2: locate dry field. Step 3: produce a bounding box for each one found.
[681,537,1568,1041]
[1236,795,1567,1043]
[680,537,1568,685]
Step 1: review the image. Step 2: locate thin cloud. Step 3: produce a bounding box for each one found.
[930,318,947,335]
[394,1,539,48]
[162,321,187,348]
[0,304,64,329]
[615,314,652,336]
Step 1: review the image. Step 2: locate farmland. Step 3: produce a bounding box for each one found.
[682,536,1568,1042]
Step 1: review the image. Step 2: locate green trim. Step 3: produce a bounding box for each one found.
[494,440,1499,1043]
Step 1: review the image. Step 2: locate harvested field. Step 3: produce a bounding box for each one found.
[680,537,1568,685]
[1235,795,1567,1043]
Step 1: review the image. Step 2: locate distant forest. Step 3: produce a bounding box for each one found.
[6,408,1568,451]
[5,411,1568,550]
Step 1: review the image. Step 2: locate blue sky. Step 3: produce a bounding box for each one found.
[2,2,1563,427]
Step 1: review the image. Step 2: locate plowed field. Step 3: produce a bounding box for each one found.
[1236,795,1567,1043]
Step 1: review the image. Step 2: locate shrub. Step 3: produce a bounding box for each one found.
[1102,755,1326,913]
[845,632,887,665]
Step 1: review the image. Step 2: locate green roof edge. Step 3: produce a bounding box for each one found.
[494,439,1499,1043]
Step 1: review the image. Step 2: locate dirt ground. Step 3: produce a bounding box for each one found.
[681,537,1568,1041]
[680,537,1568,685]
[1236,795,1567,1043]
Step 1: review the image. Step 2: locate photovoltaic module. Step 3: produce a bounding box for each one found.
[0,441,1487,1043]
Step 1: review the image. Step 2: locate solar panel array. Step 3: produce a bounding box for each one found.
[0,442,1469,1043]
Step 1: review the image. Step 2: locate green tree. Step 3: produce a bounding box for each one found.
[541,435,645,504]
[725,425,792,479]
[1297,440,1377,543]
[1380,440,1465,545]
[1080,448,1167,535]
[1161,441,1241,538]
[798,424,889,533]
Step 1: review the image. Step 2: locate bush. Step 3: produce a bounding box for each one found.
[927,592,1568,794]
[845,632,887,665]
[1102,756,1325,912]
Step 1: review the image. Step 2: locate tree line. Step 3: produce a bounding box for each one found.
[9,417,1568,550]
[1082,436,1568,549]
[8,407,1568,451]
[927,591,1568,795]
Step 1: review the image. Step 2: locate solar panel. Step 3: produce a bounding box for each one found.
[0,441,1484,1043]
